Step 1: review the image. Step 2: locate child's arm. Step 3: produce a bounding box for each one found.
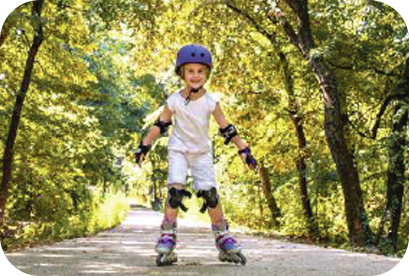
[213,103,257,169]
[142,105,173,145]
[135,105,173,166]
[213,103,247,149]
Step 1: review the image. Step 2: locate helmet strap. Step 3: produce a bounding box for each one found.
[185,86,203,105]
[190,87,201,94]
[185,92,191,105]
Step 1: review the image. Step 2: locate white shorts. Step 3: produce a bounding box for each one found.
[168,150,218,191]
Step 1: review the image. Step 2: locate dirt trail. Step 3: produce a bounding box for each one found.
[5,206,401,276]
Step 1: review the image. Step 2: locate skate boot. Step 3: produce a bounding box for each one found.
[213,221,246,265]
[155,220,178,266]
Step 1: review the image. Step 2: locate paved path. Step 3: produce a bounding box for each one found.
[5,206,402,276]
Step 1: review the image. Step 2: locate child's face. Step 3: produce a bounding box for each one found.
[182,63,208,90]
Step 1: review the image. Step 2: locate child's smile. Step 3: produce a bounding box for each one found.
[183,63,207,90]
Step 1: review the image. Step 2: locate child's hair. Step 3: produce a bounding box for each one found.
[179,64,211,80]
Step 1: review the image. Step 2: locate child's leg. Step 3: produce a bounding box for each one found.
[188,152,242,254]
[156,184,182,254]
[163,184,183,221]
[207,199,225,224]
[156,149,189,254]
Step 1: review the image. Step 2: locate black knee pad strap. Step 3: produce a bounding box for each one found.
[168,187,192,212]
[197,188,219,213]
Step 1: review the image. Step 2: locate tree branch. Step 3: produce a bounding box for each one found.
[327,60,402,77]
[371,94,392,139]
[282,0,314,50]
[348,86,409,140]
[347,117,372,139]
[276,10,299,47]
[225,1,277,43]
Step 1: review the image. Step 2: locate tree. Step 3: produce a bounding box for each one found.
[279,51,318,237]
[1,0,45,225]
[258,162,281,226]
[275,0,371,247]
[377,58,409,252]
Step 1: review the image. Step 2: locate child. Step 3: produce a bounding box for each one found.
[135,44,257,266]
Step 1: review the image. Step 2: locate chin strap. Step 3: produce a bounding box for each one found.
[185,86,203,105]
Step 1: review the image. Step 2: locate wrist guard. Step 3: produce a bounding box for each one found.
[219,124,238,145]
[134,142,151,163]
[238,147,257,168]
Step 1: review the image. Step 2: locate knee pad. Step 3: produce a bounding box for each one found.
[167,187,192,212]
[197,188,219,213]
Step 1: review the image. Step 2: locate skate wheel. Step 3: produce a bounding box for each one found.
[237,252,246,265]
[156,254,165,266]
[219,251,246,265]
[156,252,177,266]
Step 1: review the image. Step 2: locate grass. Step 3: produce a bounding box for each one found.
[1,191,130,252]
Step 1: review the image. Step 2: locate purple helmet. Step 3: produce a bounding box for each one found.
[175,44,212,76]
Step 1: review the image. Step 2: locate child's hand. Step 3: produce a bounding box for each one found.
[134,142,151,167]
[238,147,258,170]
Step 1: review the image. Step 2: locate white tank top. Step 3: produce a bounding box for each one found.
[166,91,219,153]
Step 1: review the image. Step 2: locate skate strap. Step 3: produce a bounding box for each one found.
[161,229,176,235]
[218,234,236,245]
[214,230,229,236]
[160,233,175,242]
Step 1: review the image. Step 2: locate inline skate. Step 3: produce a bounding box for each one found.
[213,221,246,265]
[155,220,178,266]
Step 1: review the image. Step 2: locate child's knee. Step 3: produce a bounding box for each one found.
[168,183,184,190]
[197,188,219,213]
[166,186,192,212]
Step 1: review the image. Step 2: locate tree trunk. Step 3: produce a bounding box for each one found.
[385,103,407,251]
[312,56,370,247]
[0,0,44,225]
[279,51,319,237]
[281,0,370,247]
[258,163,281,226]
[257,183,264,216]
[377,58,409,251]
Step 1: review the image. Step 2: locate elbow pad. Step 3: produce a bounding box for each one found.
[219,124,238,145]
[154,118,172,134]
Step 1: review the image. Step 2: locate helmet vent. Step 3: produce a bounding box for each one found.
[175,44,212,76]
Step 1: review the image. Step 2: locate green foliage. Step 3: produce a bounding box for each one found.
[2,189,129,251]
[0,0,161,251]
[1,0,408,257]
